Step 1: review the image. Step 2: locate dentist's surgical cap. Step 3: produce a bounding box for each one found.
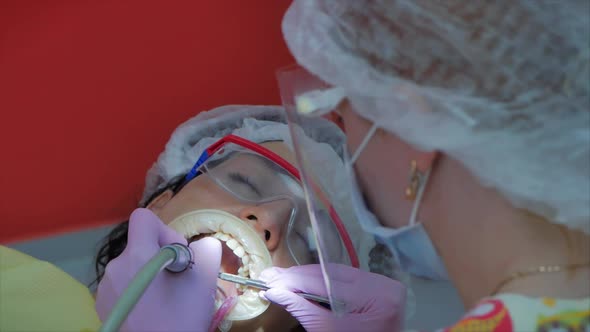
[283,0,590,234]
[141,105,376,270]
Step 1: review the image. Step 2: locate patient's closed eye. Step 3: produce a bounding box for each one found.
[228,172,262,197]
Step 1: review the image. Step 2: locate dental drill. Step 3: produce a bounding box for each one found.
[98,243,193,332]
[98,243,336,332]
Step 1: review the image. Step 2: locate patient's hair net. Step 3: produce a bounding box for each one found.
[283,0,590,234]
[141,105,376,269]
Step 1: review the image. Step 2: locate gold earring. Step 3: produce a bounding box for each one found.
[405,160,421,201]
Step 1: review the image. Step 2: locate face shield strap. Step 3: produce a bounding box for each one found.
[350,123,379,165]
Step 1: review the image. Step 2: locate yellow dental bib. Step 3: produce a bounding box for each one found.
[0,245,100,332]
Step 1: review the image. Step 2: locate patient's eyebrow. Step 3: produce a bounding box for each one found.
[253,154,305,196]
[227,153,301,198]
[255,154,292,177]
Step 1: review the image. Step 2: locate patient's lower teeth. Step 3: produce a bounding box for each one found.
[226,239,239,250]
[233,247,245,257]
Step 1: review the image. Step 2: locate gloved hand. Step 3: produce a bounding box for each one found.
[95,208,222,332]
[260,264,406,332]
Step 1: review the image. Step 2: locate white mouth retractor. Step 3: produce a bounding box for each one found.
[168,209,273,321]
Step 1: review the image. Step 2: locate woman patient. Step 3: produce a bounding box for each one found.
[93,105,374,331]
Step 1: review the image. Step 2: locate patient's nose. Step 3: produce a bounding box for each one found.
[238,202,291,252]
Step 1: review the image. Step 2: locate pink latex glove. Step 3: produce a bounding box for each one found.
[95,208,222,332]
[260,264,406,332]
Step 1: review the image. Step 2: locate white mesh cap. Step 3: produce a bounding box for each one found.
[141,105,376,270]
[283,0,590,234]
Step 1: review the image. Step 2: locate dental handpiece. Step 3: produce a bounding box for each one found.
[99,243,194,332]
[163,243,194,272]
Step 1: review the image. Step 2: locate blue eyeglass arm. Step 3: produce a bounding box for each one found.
[184,151,210,182]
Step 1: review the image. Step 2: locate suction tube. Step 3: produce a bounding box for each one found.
[99,243,193,332]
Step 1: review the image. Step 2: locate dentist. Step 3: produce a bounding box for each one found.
[261,1,590,331]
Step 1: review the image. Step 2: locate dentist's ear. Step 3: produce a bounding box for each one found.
[146,190,174,215]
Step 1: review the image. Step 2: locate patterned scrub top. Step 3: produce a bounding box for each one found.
[439,293,590,332]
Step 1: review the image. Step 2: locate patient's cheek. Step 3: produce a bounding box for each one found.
[270,246,299,268]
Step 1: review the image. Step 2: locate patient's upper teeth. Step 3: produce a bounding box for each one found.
[226,239,239,250]
[241,255,250,265]
[238,267,245,275]
[216,232,230,242]
[233,246,245,258]
[251,255,262,265]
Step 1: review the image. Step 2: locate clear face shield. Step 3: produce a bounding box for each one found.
[276,64,428,320]
[276,65,370,315]
[179,135,358,290]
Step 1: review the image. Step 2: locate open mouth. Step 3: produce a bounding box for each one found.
[168,209,273,321]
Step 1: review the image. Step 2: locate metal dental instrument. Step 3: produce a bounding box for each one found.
[218,272,334,307]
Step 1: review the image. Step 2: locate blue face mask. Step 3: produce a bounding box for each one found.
[373,222,449,280]
[350,183,449,280]
[346,124,449,280]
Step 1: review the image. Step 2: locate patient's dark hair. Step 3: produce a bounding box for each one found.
[91,176,186,288]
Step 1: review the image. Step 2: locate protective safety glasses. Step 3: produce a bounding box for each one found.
[180,134,358,270]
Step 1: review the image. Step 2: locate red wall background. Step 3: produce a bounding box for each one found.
[0,1,293,243]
